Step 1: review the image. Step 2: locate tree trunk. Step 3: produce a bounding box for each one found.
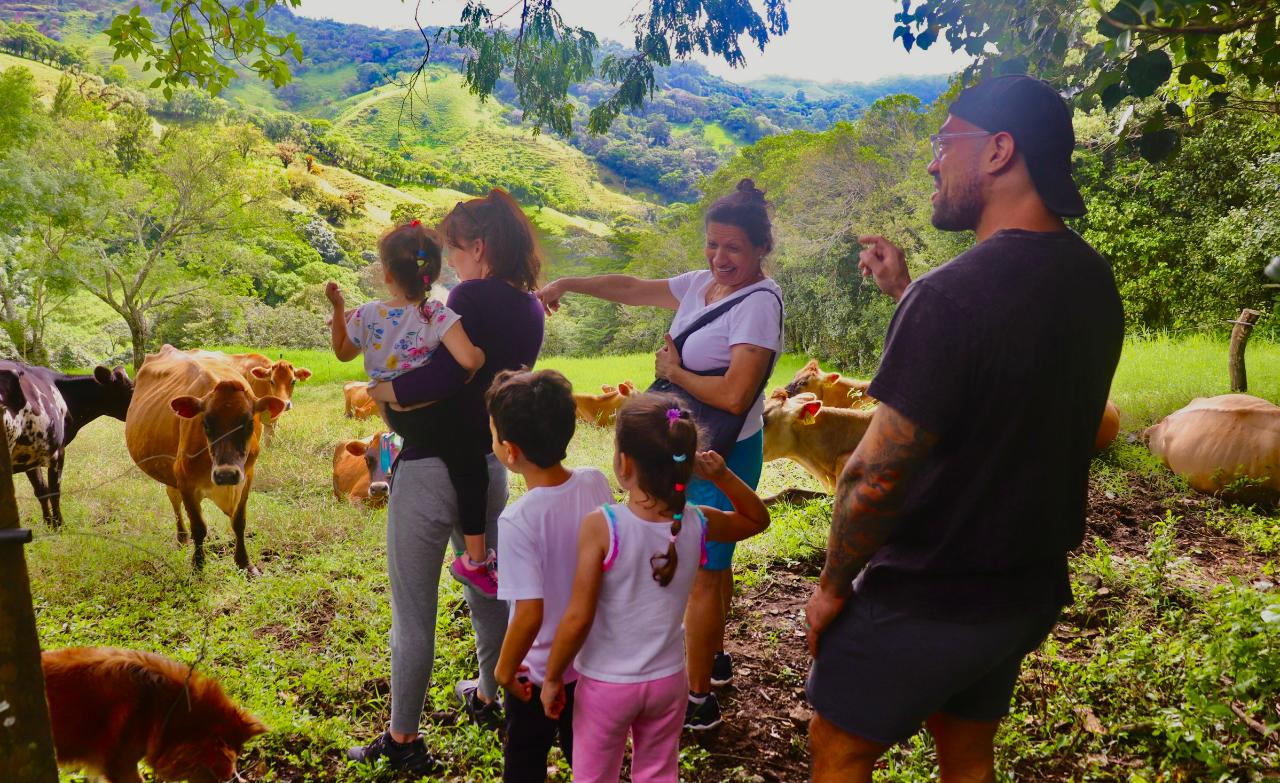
[1229,308,1261,392]
[0,436,61,783]
[127,313,149,372]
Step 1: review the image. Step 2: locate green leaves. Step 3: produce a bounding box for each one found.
[1127,49,1173,98]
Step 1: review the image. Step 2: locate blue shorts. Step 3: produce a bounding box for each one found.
[806,594,1060,745]
[686,428,764,571]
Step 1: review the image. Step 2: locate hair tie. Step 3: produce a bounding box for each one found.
[674,483,685,492]
[666,407,682,423]
[672,453,687,463]
[409,219,421,227]
[422,274,431,284]
[669,533,678,543]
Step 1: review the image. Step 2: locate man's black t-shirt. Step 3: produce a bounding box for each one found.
[860,229,1124,621]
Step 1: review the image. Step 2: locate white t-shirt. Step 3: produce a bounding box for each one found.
[666,270,785,440]
[497,467,614,686]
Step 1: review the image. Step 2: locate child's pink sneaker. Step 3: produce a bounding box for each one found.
[450,551,498,597]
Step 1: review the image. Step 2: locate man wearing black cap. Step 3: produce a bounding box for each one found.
[803,75,1124,781]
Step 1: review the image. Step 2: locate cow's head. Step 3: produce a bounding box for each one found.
[92,365,134,421]
[762,391,823,462]
[358,432,397,501]
[171,380,285,486]
[784,359,838,398]
[249,361,311,412]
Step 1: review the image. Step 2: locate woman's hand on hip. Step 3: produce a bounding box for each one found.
[536,279,567,315]
[655,334,682,380]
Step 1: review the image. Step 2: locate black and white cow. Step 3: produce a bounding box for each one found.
[0,361,134,527]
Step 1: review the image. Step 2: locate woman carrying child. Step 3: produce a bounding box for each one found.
[539,394,771,783]
[345,189,546,775]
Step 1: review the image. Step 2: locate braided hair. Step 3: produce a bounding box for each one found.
[377,220,443,313]
[615,392,701,587]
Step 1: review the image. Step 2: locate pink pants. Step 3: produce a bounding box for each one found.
[571,671,687,783]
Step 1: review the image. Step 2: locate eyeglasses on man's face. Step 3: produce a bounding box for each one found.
[929,131,993,160]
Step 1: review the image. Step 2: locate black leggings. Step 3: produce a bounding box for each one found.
[441,451,490,538]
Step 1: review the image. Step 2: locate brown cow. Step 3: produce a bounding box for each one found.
[332,432,394,507]
[187,350,310,441]
[1145,394,1280,496]
[573,381,635,426]
[343,381,378,420]
[783,359,876,410]
[762,390,874,492]
[125,346,284,572]
[1096,399,1121,452]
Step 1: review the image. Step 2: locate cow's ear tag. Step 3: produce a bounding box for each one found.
[800,401,822,425]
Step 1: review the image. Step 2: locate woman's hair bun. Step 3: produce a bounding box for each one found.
[736,178,762,196]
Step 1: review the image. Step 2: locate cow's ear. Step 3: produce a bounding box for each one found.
[600,384,616,394]
[619,381,633,396]
[170,396,205,418]
[256,395,286,419]
[345,440,368,457]
[0,369,25,414]
[804,359,820,371]
[769,386,789,401]
[823,372,841,385]
[93,366,112,384]
[111,366,131,383]
[799,400,823,424]
[250,366,271,380]
[294,368,312,381]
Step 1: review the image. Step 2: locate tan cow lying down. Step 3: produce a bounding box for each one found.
[573,381,635,426]
[1096,400,1121,452]
[763,390,874,492]
[784,360,876,410]
[344,381,378,420]
[125,345,284,572]
[1145,394,1280,496]
[333,433,392,507]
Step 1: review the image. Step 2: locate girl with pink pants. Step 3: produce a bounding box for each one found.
[536,396,770,783]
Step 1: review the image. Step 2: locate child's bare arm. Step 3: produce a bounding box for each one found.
[326,282,360,361]
[440,322,486,376]
[540,511,607,720]
[693,451,771,542]
[496,599,544,700]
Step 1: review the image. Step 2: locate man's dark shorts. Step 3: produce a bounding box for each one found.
[806,594,1060,745]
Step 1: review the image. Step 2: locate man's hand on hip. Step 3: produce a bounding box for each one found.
[805,581,849,658]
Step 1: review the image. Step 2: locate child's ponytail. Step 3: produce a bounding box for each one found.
[615,393,700,587]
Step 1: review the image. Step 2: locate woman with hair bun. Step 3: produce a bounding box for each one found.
[538,178,785,731]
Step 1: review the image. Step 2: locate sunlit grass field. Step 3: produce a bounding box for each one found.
[20,334,1280,781]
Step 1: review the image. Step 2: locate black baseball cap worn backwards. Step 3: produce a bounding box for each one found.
[948,74,1086,218]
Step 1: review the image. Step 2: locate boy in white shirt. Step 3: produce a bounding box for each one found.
[488,369,614,782]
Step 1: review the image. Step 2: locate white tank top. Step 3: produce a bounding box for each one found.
[574,501,706,684]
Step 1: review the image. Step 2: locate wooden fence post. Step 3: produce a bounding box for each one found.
[1228,308,1262,393]
[0,443,59,783]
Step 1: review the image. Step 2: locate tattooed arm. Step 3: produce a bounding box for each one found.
[805,401,937,656]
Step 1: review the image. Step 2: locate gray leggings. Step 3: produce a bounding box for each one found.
[386,454,510,735]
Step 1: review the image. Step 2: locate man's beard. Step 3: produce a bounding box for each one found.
[931,171,983,232]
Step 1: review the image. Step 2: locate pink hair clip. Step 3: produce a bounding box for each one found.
[666,407,682,423]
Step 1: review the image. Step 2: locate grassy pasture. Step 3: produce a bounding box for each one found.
[19,335,1280,781]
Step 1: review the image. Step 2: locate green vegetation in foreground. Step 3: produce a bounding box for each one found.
[26,336,1280,781]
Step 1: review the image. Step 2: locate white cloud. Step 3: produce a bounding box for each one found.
[292,0,972,84]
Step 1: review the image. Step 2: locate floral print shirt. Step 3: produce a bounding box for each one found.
[346,298,462,383]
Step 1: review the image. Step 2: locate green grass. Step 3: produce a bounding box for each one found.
[18,335,1280,781]
[671,120,741,151]
[0,52,72,96]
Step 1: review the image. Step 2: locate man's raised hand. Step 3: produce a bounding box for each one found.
[857,236,911,303]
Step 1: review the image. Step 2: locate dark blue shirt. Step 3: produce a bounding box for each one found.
[387,278,545,461]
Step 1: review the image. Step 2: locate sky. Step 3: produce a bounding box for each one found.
[292,0,973,85]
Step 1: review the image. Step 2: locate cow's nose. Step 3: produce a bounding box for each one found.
[368,482,389,497]
[212,466,244,486]
[284,400,293,411]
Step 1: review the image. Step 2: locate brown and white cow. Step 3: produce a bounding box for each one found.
[762,390,875,492]
[332,432,394,506]
[1144,394,1280,496]
[783,360,877,410]
[573,381,635,426]
[343,381,378,420]
[125,346,284,571]
[1,362,134,527]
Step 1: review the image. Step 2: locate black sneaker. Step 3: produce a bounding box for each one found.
[710,652,733,687]
[684,692,723,731]
[346,730,440,775]
[454,678,503,731]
